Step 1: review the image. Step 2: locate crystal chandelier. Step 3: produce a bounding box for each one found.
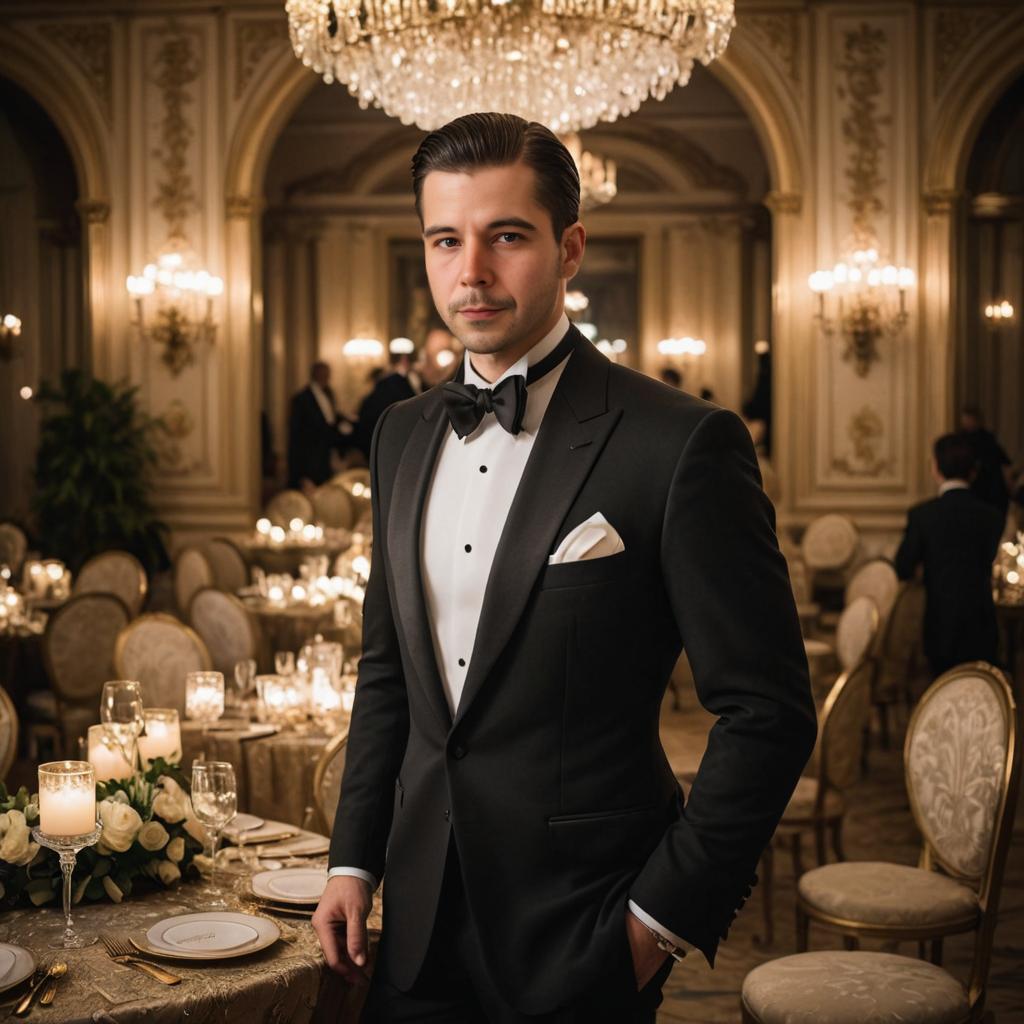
[562,134,617,210]
[285,0,736,132]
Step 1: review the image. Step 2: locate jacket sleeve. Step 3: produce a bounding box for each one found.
[894,508,923,581]
[327,404,410,880]
[628,408,817,964]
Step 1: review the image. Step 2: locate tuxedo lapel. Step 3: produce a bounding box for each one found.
[386,393,453,729]
[453,335,622,729]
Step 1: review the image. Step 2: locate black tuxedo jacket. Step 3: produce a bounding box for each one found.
[894,487,1004,674]
[287,385,343,488]
[329,327,815,1013]
[356,372,419,459]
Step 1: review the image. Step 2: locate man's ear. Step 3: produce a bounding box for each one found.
[560,222,586,281]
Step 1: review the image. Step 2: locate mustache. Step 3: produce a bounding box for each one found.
[450,295,515,315]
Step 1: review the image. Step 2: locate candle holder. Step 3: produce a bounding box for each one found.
[31,824,103,948]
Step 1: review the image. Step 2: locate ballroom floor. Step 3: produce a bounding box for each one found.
[657,678,1024,1022]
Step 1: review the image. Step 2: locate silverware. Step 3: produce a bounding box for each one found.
[100,934,181,985]
[37,976,58,1007]
[14,962,66,1016]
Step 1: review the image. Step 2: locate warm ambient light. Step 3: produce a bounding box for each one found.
[436,349,456,368]
[984,300,1014,321]
[343,338,385,358]
[19,386,33,400]
[658,337,707,357]
[389,337,415,355]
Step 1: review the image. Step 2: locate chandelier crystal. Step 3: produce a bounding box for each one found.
[562,134,617,210]
[286,0,736,132]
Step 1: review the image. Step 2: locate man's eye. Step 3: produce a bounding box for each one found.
[435,238,459,249]
[497,233,522,243]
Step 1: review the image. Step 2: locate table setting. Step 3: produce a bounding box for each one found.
[239,516,359,575]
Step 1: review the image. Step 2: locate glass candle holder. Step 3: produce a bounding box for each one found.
[34,761,101,948]
[185,671,225,724]
[137,708,182,768]
[86,725,134,783]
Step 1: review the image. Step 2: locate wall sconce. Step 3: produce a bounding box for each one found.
[984,300,1015,322]
[0,313,22,362]
[595,338,628,362]
[808,242,915,377]
[657,336,707,358]
[126,242,223,376]
[389,337,415,356]
[343,338,384,358]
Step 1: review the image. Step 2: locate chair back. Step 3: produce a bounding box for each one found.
[311,484,356,530]
[265,489,315,528]
[0,523,28,576]
[873,581,926,698]
[331,469,371,523]
[313,729,349,834]
[189,588,261,676]
[845,557,899,619]
[173,547,214,617]
[203,537,250,593]
[905,662,1019,1010]
[817,658,874,797]
[800,514,860,572]
[43,593,131,705]
[73,550,148,618]
[0,686,18,782]
[114,613,212,714]
[835,596,879,671]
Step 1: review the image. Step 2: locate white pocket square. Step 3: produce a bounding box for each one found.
[548,512,625,565]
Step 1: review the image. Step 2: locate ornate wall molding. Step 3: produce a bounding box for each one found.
[75,198,111,225]
[226,193,262,220]
[923,188,962,217]
[234,19,286,101]
[830,406,891,478]
[764,190,802,216]
[743,14,801,86]
[46,21,113,123]
[932,9,1003,98]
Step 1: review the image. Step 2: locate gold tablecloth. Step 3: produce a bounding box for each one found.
[0,874,381,1024]
[180,723,346,828]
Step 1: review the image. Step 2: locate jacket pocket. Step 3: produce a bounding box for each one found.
[548,803,660,867]
[537,550,628,591]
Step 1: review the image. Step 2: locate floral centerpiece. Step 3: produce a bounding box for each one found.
[0,759,206,908]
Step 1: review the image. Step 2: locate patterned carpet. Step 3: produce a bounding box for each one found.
[656,679,1024,1022]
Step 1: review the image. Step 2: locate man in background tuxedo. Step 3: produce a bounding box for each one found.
[313,113,816,1022]
[355,348,424,459]
[287,361,355,491]
[895,432,1004,677]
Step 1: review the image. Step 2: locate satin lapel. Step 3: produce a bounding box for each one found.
[453,337,622,729]
[386,394,453,730]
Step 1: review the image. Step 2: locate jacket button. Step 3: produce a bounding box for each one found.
[453,744,467,760]
[443,809,450,821]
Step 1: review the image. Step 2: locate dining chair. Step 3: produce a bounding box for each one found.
[203,537,250,593]
[173,546,215,618]
[73,550,148,618]
[803,596,879,689]
[312,729,349,835]
[756,657,874,946]
[311,483,356,530]
[800,513,860,593]
[871,581,927,748]
[743,662,1019,1024]
[331,468,372,523]
[35,592,131,756]
[265,489,315,528]
[0,522,28,578]
[845,557,899,620]
[114,613,212,714]
[189,588,262,677]
[0,685,18,782]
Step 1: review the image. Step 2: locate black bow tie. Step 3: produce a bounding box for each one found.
[440,327,577,439]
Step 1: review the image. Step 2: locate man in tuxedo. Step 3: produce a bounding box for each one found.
[895,432,1004,677]
[287,361,355,491]
[355,349,424,459]
[959,406,1013,521]
[312,113,816,1022]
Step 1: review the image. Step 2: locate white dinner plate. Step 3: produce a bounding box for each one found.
[137,912,279,961]
[0,945,35,995]
[230,813,265,833]
[251,868,328,905]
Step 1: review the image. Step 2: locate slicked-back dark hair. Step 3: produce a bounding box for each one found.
[933,432,977,481]
[411,113,581,241]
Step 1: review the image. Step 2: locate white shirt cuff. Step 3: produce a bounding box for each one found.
[328,866,379,890]
[627,900,695,955]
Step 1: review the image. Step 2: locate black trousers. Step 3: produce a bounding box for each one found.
[362,843,673,1024]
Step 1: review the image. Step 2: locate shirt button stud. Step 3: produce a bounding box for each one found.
[458,657,466,667]
[479,465,487,473]
[464,544,472,553]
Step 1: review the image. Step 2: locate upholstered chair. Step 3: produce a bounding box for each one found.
[173,546,214,618]
[0,685,18,781]
[313,730,349,835]
[800,513,860,592]
[189,588,262,677]
[845,557,900,621]
[0,522,28,577]
[36,593,131,755]
[331,468,372,524]
[114,613,212,715]
[803,596,879,689]
[265,489,315,528]
[757,658,874,946]
[73,550,148,618]
[743,663,1019,1024]
[311,484,356,530]
[203,537,250,593]
[872,581,927,747]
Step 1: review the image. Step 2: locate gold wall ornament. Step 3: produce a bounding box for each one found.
[47,21,114,122]
[285,0,736,132]
[561,134,616,211]
[234,19,287,100]
[831,405,890,478]
[742,13,801,85]
[76,199,111,225]
[933,9,1003,98]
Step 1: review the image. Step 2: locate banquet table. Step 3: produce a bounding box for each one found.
[180,721,347,828]
[239,535,352,576]
[0,871,381,1024]
[241,598,339,667]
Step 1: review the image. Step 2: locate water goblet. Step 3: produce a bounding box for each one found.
[190,760,238,908]
[100,680,144,770]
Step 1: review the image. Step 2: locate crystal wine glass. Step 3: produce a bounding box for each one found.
[100,680,144,770]
[274,650,296,676]
[190,760,238,908]
[233,658,257,703]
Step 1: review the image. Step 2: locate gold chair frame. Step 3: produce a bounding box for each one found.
[312,729,349,836]
[113,611,213,679]
[73,549,148,618]
[0,684,19,781]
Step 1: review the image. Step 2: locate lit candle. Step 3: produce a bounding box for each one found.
[87,725,134,782]
[137,708,182,767]
[302,524,317,542]
[257,674,305,724]
[311,667,342,714]
[38,761,97,836]
[270,525,286,544]
[289,517,304,533]
[185,671,225,723]
[256,517,272,536]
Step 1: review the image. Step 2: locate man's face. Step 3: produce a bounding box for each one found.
[312,365,330,388]
[420,162,582,357]
[960,413,979,432]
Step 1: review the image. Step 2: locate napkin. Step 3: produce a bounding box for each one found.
[548,512,625,565]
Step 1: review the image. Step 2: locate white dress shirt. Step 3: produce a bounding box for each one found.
[310,381,336,424]
[329,313,691,956]
[938,479,969,495]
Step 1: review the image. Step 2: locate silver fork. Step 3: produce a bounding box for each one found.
[100,933,182,985]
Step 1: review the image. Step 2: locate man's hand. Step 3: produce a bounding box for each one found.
[312,875,372,983]
[625,910,670,990]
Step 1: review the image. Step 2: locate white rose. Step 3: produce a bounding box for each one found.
[166,836,185,863]
[97,798,143,853]
[157,859,181,886]
[137,821,169,852]
[183,815,208,845]
[152,777,190,824]
[0,811,38,867]
[102,876,124,903]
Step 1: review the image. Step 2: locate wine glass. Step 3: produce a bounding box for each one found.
[100,680,144,770]
[232,658,257,714]
[190,761,238,907]
[274,650,296,676]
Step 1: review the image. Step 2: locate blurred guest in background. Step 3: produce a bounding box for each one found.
[419,325,462,387]
[287,361,357,492]
[895,432,1004,677]
[355,344,424,458]
[658,366,683,389]
[960,405,1013,520]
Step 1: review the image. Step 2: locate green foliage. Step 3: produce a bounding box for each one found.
[31,369,169,573]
